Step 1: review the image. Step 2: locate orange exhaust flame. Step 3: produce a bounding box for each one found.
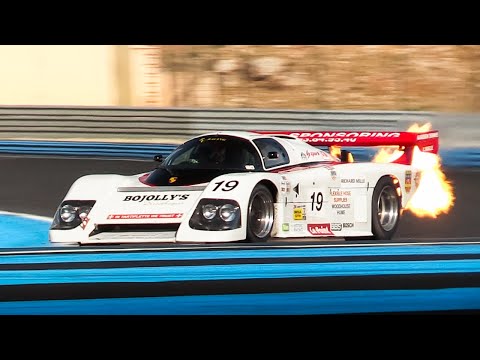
[372,122,455,218]
[372,146,404,163]
[405,146,455,217]
[330,145,341,159]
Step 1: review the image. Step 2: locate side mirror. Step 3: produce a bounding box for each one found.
[267,151,279,159]
[153,154,164,163]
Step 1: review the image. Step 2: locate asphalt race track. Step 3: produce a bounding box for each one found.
[1,154,479,240]
[1,155,480,315]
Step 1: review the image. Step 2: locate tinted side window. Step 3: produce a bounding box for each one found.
[253,138,290,169]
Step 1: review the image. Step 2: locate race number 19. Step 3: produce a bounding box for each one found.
[212,180,239,191]
[311,191,323,211]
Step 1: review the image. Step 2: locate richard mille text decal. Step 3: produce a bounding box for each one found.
[340,178,365,184]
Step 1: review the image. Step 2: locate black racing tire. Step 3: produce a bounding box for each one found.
[246,184,275,243]
[371,176,401,240]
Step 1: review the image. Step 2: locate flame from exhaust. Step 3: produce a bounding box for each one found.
[330,145,341,159]
[372,146,404,163]
[372,122,455,218]
[405,146,455,217]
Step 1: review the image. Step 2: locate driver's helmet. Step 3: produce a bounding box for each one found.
[208,143,227,164]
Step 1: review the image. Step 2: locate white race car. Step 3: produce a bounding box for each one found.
[49,129,439,245]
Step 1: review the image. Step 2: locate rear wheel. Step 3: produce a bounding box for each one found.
[371,176,401,240]
[246,184,274,242]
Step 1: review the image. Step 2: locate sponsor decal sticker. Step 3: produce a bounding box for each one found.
[107,213,183,220]
[307,223,334,236]
[300,150,331,160]
[405,170,412,193]
[416,132,438,140]
[330,189,352,196]
[331,223,342,231]
[293,205,306,220]
[291,132,401,139]
[168,177,178,184]
[123,194,189,202]
[282,223,290,232]
[289,132,401,144]
[293,223,304,232]
[341,178,365,184]
[331,170,337,180]
[80,216,90,230]
[414,171,421,188]
[330,190,353,215]
[200,137,227,143]
[281,179,291,194]
[343,222,354,228]
[331,203,351,209]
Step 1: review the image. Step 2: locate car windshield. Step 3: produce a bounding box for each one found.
[163,135,263,171]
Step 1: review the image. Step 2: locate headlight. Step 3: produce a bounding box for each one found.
[50,200,96,230]
[219,204,239,222]
[189,199,241,231]
[202,204,217,220]
[60,205,76,223]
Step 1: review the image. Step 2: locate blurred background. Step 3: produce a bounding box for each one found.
[1,45,479,111]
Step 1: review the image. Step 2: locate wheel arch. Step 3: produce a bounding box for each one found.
[257,179,279,202]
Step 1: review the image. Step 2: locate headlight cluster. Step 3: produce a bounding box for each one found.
[50,200,96,230]
[189,199,241,231]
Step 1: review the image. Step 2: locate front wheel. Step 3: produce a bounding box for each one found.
[246,184,275,242]
[371,176,401,240]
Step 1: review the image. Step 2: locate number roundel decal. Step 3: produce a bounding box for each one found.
[212,180,239,192]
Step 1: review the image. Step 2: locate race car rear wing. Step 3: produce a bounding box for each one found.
[254,130,439,165]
